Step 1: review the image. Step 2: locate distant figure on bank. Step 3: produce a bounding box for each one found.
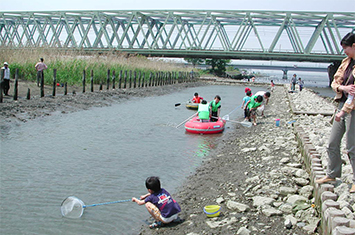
[35,58,47,86]
[298,78,304,92]
[1,62,11,96]
[198,100,210,122]
[251,76,255,82]
[245,95,263,125]
[315,32,355,193]
[254,91,271,117]
[270,80,275,92]
[291,74,297,91]
[132,176,181,228]
[192,92,203,103]
[209,95,221,122]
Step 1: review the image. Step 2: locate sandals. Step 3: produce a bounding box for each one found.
[149,221,163,229]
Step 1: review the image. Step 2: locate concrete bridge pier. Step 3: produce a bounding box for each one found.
[282,69,288,80]
[327,61,341,87]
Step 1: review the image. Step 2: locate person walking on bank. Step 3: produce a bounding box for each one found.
[315,32,355,193]
[35,58,47,86]
[1,62,11,96]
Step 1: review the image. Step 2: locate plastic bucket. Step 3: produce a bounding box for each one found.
[275,119,280,127]
[203,205,221,217]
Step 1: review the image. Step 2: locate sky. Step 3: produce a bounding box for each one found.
[1,0,354,12]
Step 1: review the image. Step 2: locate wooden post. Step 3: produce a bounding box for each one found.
[107,69,110,90]
[0,69,3,103]
[52,69,57,96]
[129,70,132,88]
[82,69,86,93]
[40,71,44,97]
[13,68,18,100]
[133,70,137,88]
[112,70,116,89]
[27,88,30,100]
[119,70,122,89]
[99,83,103,91]
[91,70,94,92]
[142,73,146,87]
[138,71,141,88]
[149,72,152,87]
[64,82,67,95]
[124,70,127,89]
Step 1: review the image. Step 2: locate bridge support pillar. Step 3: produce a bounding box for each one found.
[327,61,341,87]
[282,69,288,80]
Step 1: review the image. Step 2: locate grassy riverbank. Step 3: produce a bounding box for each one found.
[0,48,191,85]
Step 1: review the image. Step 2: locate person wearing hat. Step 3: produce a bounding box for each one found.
[35,58,47,86]
[1,62,11,96]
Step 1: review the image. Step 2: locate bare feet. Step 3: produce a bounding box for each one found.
[350,184,355,193]
[315,176,335,184]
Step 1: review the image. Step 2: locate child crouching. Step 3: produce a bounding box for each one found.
[132,176,181,228]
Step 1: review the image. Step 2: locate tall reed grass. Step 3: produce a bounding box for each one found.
[0,48,191,85]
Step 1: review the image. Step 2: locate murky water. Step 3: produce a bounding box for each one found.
[0,84,265,235]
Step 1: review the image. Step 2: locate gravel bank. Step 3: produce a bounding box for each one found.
[1,79,354,235]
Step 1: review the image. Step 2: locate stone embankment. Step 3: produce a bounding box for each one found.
[140,84,355,235]
[289,89,355,235]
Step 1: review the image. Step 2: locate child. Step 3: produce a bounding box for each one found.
[244,95,263,125]
[198,100,210,122]
[192,92,203,103]
[270,80,275,92]
[298,78,304,91]
[335,85,354,122]
[241,90,252,119]
[132,176,181,229]
[209,95,221,122]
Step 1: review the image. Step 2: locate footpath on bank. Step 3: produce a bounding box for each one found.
[139,84,355,235]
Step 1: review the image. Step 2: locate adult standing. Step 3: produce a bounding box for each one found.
[1,62,11,96]
[315,32,355,193]
[35,58,47,86]
[291,74,297,91]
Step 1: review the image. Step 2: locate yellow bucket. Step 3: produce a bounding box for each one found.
[203,205,221,217]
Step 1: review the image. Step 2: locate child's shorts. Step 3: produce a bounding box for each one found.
[160,213,178,223]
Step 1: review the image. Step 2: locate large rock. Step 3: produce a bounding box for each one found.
[227,200,250,212]
[252,196,275,207]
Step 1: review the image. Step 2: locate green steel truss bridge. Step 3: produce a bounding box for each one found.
[1,10,354,62]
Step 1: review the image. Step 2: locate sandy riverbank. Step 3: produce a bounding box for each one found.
[1,78,353,235]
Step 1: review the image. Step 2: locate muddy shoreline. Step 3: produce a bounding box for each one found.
[1,80,320,235]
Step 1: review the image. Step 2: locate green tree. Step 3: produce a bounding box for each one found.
[205,58,231,77]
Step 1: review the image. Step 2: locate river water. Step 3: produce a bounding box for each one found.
[0,84,267,235]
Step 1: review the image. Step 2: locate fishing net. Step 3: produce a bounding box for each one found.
[61,196,85,218]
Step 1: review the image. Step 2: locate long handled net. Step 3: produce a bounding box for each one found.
[61,196,131,218]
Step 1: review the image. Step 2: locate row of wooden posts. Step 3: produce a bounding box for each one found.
[0,69,199,103]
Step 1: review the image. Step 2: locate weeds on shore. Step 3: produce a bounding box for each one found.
[0,48,190,85]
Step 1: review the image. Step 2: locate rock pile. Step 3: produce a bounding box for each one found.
[140,85,354,235]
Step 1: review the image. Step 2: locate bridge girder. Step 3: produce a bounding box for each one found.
[1,10,354,62]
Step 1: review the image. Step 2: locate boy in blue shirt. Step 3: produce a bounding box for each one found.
[132,176,181,228]
[242,90,252,119]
